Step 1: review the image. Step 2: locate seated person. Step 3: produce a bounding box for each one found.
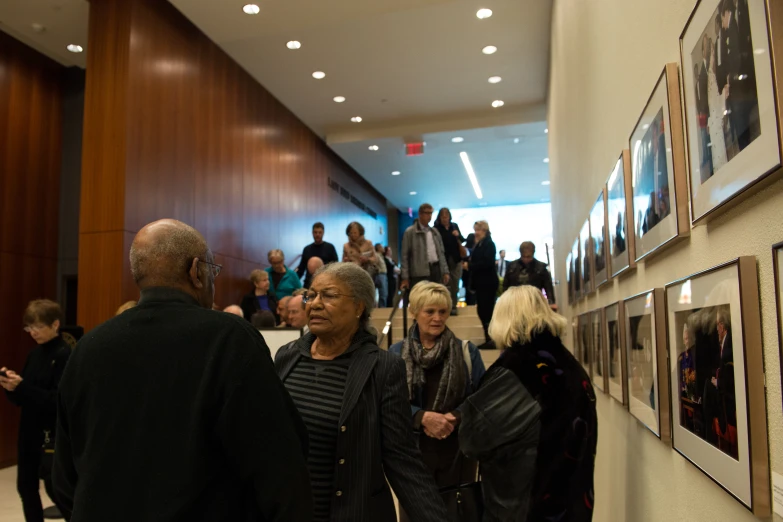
[223,305,244,318]
[241,270,279,322]
[251,310,277,329]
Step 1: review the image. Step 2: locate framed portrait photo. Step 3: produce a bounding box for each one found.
[580,220,593,295]
[572,236,582,300]
[565,252,574,305]
[680,0,782,223]
[629,64,690,262]
[605,302,627,405]
[665,257,768,516]
[590,309,607,393]
[577,313,592,374]
[775,243,783,411]
[590,189,610,288]
[607,150,637,278]
[624,288,670,440]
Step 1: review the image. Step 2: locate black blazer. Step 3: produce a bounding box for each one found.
[275,331,448,522]
[240,291,279,323]
[469,236,499,291]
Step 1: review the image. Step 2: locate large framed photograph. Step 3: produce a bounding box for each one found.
[577,313,592,374]
[590,189,610,288]
[629,64,690,262]
[666,257,768,515]
[680,0,782,223]
[605,302,627,405]
[572,237,582,300]
[607,150,637,278]
[580,220,593,295]
[624,289,670,440]
[565,252,574,305]
[775,243,783,413]
[590,309,607,393]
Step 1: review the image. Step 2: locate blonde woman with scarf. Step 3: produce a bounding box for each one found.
[389,282,485,522]
[342,221,381,277]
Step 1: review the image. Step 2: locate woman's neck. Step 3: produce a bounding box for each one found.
[419,330,438,348]
[255,288,267,296]
[312,328,358,360]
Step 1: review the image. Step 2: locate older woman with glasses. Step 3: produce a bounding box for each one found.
[389,282,485,522]
[266,249,302,300]
[275,263,448,522]
[1,299,71,522]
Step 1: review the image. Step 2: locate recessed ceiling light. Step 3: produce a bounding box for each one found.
[312,71,326,79]
[410,191,417,195]
[544,128,549,134]
[333,96,345,103]
[491,100,504,108]
[543,158,550,163]
[368,145,379,151]
[66,44,83,53]
[286,41,301,50]
[476,8,493,19]
[243,4,260,15]
[542,180,551,186]
[392,171,401,176]
[451,137,464,143]
[513,138,520,144]
[351,116,362,123]
[482,45,497,55]
[488,76,502,84]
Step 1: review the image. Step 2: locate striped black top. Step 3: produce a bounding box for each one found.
[284,357,350,522]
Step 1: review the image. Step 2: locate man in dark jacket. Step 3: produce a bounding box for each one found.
[503,242,557,309]
[53,219,313,522]
[296,222,339,288]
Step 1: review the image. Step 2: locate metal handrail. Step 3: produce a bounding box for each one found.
[377,289,409,349]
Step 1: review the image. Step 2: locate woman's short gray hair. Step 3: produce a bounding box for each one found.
[312,262,376,328]
[268,249,284,261]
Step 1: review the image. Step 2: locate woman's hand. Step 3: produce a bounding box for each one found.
[421,411,455,439]
[0,368,22,391]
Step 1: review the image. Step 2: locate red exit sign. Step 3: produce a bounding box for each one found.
[405,142,424,156]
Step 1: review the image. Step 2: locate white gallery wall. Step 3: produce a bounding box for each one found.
[549,0,783,521]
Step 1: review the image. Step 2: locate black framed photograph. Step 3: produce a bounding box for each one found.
[606,150,636,278]
[629,63,690,262]
[580,219,593,295]
[605,302,627,405]
[680,0,782,223]
[624,288,669,440]
[590,309,607,393]
[577,313,592,374]
[572,237,582,300]
[666,257,768,516]
[590,189,609,288]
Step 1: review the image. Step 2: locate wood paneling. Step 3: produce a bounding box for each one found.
[78,0,387,328]
[0,31,63,467]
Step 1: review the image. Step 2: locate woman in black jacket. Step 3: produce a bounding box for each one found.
[433,208,465,315]
[467,220,498,342]
[0,300,71,522]
[240,269,279,323]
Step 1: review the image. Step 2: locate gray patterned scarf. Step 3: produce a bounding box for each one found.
[401,325,466,413]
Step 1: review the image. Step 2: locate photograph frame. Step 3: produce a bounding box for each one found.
[607,150,637,278]
[774,243,783,417]
[590,189,610,288]
[577,313,592,375]
[605,301,628,406]
[565,251,574,305]
[580,219,594,296]
[572,236,583,301]
[679,0,783,224]
[665,257,769,516]
[590,308,608,393]
[629,63,690,263]
[623,288,670,442]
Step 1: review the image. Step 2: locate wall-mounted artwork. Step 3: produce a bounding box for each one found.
[590,309,607,393]
[580,220,593,295]
[577,313,592,374]
[605,302,627,405]
[775,243,783,416]
[607,150,636,277]
[624,289,669,440]
[572,237,582,300]
[590,189,609,288]
[666,257,768,516]
[680,0,782,223]
[565,252,574,305]
[629,64,690,261]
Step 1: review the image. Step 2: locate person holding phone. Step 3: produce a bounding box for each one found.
[1,299,71,522]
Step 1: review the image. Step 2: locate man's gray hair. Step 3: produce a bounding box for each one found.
[312,262,375,328]
[129,221,207,286]
[268,249,285,261]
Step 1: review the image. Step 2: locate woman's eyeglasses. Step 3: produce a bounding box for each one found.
[199,260,222,278]
[303,290,354,305]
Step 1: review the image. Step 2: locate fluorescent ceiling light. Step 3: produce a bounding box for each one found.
[488,76,502,84]
[312,71,326,79]
[66,44,83,53]
[368,145,379,151]
[243,4,260,14]
[286,41,301,50]
[459,151,483,199]
[476,8,493,19]
[451,137,464,143]
[482,45,497,55]
[392,171,401,176]
[333,96,345,103]
[491,100,504,108]
[542,180,551,185]
[351,116,362,123]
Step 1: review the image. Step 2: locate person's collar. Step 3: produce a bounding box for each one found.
[138,287,200,307]
[40,334,63,351]
[296,327,377,358]
[416,221,430,231]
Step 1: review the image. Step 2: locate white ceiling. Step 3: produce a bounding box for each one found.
[1,0,552,211]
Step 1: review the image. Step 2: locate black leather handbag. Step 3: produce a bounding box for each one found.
[439,454,484,522]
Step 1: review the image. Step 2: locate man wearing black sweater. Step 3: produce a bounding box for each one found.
[53,219,313,522]
[295,222,339,288]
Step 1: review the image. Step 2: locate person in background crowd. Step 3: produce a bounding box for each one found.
[461,227,477,306]
[389,283,485,522]
[401,203,450,293]
[287,295,308,332]
[275,263,448,522]
[503,242,557,310]
[466,220,498,342]
[240,269,279,322]
[277,296,293,327]
[375,243,389,307]
[343,222,380,278]
[53,219,312,522]
[1,299,71,522]
[266,249,302,300]
[459,286,597,522]
[251,310,277,329]
[297,222,339,288]
[496,250,509,279]
[385,246,400,296]
[433,207,465,316]
[115,301,137,315]
[306,257,325,288]
[223,305,244,318]
[292,288,307,297]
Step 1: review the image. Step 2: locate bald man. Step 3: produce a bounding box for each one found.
[222,304,244,317]
[53,219,312,522]
[277,295,292,326]
[305,256,324,288]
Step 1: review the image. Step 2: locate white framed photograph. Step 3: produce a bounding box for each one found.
[580,220,593,295]
[606,150,636,278]
[577,313,592,375]
[629,64,690,262]
[680,0,782,223]
[572,236,582,300]
[565,251,574,305]
[590,189,610,288]
[605,302,627,405]
[590,309,607,393]
[666,257,768,516]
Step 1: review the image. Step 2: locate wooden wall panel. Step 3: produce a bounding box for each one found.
[79,0,388,329]
[0,31,63,467]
